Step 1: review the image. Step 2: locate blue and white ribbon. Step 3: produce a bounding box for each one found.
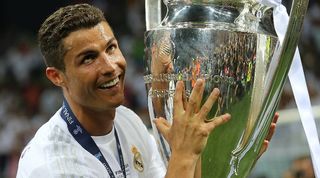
[259,0,320,176]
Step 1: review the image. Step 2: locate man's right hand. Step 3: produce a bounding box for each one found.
[154,79,231,178]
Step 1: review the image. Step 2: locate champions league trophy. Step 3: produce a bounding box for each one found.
[144,0,309,177]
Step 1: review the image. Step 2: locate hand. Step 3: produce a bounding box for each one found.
[258,112,279,158]
[154,79,231,159]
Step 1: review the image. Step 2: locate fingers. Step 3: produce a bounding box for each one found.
[154,117,171,141]
[265,121,276,142]
[205,113,231,131]
[258,140,269,158]
[173,81,185,115]
[266,112,279,142]
[186,79,205,116]
[258,112,279,157]
[198,88,220,119]
[273,112,279,124]
[182,86,187,110]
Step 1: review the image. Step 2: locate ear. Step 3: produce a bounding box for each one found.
[46,67,66,87]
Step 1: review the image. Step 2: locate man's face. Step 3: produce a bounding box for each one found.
[61,21,126,111]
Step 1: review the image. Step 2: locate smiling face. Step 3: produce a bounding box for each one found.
[47,21,126,112]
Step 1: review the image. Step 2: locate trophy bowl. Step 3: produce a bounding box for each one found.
[143,0,309,177]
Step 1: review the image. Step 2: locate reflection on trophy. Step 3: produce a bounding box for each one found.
[144,0,309,177]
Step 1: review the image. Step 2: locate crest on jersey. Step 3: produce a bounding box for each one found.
[131,145,144,172]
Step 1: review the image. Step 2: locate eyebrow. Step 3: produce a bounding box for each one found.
[75,37,116,58]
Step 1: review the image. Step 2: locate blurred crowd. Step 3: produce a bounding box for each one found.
[279,0,320,110]
[282,155,315,178]
[0,0,319,177]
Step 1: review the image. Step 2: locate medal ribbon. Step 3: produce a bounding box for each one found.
[259,0,320,176]
[60,99,127,178]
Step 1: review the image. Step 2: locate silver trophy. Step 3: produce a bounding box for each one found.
[144,0,309,177]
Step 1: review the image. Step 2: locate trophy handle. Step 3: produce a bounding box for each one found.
[271,0,309,87]
[230,0,309,174]
[259,0,310,149]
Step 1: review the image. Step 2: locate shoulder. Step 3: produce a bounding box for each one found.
[20,108,72,151]
[16,113,53,177]
[116,105,141,119]
[115,105,152,151]
[115,106,166,176]
[115,105,147,129]
[17,109,92,177]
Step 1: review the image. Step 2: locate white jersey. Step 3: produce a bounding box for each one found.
[16,105,166,178]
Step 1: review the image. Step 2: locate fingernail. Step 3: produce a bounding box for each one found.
[224,113,231,120]
[213,88,220,96]
[196,78,204,85]
[177,80,184,87]
[274,113,279,122]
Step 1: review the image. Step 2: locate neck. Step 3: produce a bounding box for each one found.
[64,96,116,136]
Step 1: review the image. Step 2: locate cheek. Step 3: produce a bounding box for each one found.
[107,55,121,61]
[117,54,127,71]
[120,58,127,71]
[67,72,92,91]
[108,53,126,66]
[68,78,84,93]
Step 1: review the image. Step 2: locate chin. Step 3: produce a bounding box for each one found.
[108,96,125,108]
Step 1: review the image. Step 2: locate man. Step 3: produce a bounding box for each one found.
[16,3,276,178]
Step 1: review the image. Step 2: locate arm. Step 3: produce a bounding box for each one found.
[154,79,231,178]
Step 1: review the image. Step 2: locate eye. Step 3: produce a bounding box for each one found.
[107,43,117,54]
[82,53,97,64]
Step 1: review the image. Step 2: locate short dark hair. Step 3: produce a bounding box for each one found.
[38,3,107,71]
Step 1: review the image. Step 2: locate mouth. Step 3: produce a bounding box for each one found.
[98,77,120,89]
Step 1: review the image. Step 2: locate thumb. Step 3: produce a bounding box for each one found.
[153,117,171,141]
[258,140,269,159]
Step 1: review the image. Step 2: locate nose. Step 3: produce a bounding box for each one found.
[99,54,116,76]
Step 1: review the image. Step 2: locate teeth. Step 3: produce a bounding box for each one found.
[100,77,119,88]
